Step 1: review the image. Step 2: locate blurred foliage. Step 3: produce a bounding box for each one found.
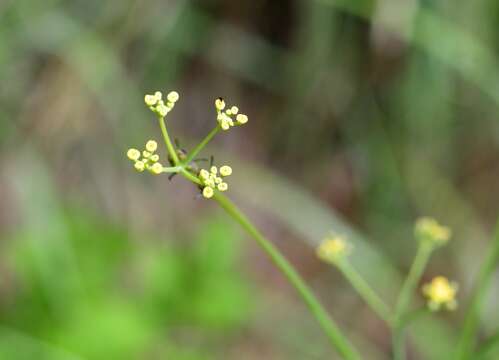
[0,210,251,359]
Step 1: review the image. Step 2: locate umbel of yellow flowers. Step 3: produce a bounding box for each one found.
[198,165,232,199]
[127,90,248,200]
[215,97,249,130]
[422,276,458,311]
[316,235,351,264]
[127,140,163,174]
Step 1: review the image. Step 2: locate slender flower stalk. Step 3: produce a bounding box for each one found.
[213,193,360,360]
[336,259,392,324]
[392,218,452,360]
[158,116,179,165]
[392,242,433,360]
[183,125,220,165]
[126,90,360,359]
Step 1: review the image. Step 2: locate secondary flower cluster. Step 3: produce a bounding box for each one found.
[317,235,351,264]
[144,90,180,117]
[422,276,458,311]
[215,98,248,130]
[198,165,232,199]
[415,217,451,247]
[127,140,163,174]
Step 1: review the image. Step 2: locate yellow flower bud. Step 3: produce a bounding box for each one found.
[151,162,163,175]
[142,151,151,158]
[215,97,226,111]
[167,91,179,103]
[145,140,158,152]
[217,182,228,192]
[317,235,350,263]
[210,166,218,175]
[203,186,214,199]
[199,169,210,179]
[221,121,230,131]
[134,161,145,172]
[150,154,159,162]
[236,114,248,124]
[220,165,232,177]
[415,217,451,247]
[156,103,169,117]
[230,106,239,114]
[154,91,162,100]
[127,148,141,161]
[144,94,157,107]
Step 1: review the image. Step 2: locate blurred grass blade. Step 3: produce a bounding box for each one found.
[456,220,499,359]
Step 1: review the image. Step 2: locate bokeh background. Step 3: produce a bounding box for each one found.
[1,0,499,359]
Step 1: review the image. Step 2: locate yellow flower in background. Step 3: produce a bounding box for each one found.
[415,217,451,247]
[317,235,351,263]
[422,276,458,311]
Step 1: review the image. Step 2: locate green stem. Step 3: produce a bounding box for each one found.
[183,125,220,165]
[158,116,179,165]
[456,220,499,360]
[213,192,361,360]
[162,166,181,173]
[337,259,392,324]
[392,242,433,360]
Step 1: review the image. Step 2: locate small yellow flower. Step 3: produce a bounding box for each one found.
[236,114,248,124]
[144,94,158,107]
[217,182,228,192]
[150,154,159,162]
[167,91,179,103]
[230,106,239,114]
[150,162,163,175]
[210,166,218,175]
[415,217,451,247]
[145,140,158,152]
[317,235,350,263]
[199,169,210,179]
[142,151,151,158]
[154,91,162,100]
[156,103,169,117]
[202,186,214,199]
[215,98,225,111]
[127,148,141,161]
[134,161,145,172]
[220,165,232,177]
[422,276,458,311]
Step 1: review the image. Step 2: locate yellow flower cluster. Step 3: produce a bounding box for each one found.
[415,217,451,247]
[317,235,351,264]
[127,140,163,174]
[422,276,458,311]
[144,90,180,117]
[198,165,232,199]
[215,98,248,130]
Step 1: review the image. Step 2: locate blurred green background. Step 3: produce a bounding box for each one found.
[1,0,499,359]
